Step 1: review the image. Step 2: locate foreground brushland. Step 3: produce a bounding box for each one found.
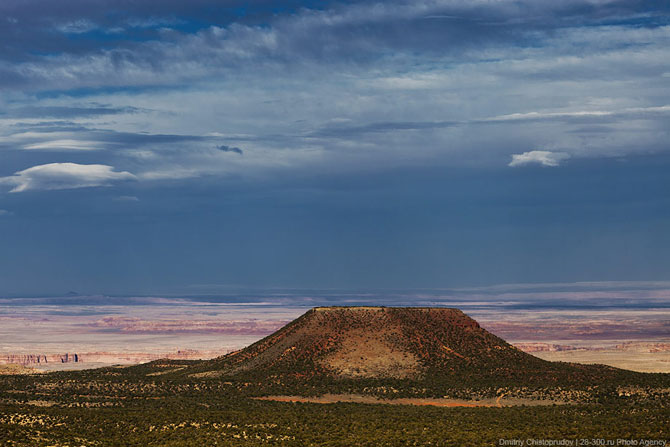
[1,307,668,446]
[1,362,667,446]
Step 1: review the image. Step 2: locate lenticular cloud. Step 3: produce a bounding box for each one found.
[508,151,570,167]
[0,163,136,192]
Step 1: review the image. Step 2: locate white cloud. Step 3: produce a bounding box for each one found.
[113,195,140,202]
[0,163,136,193]
[487,105,670,123]
[0,209,12,216]
[138,167,202,181]
[508,150,570,167]
[23,139,104,151]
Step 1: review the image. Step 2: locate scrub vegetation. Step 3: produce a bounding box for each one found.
[1,308,668,446]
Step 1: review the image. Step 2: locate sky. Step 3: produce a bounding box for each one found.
[0,0,669,295]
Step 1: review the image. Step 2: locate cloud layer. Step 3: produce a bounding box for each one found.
[0,0,667,187]
[0,1,669,292]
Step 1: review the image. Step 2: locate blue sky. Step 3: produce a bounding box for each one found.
[0,0,669,295]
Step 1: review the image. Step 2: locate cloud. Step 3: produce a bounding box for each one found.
[56,19,97,34]
[486,105,670,124]
[0,163,136,193]
[113,195,140,202]
[508,151,570,167]
[5,105,143,119]
[2,0,666,91]
[312,120,457,138]
[216,144,243,154]
[5,127,209,155]
[138,167,202,181]
[0,209,12,216]
[0,0,667,184]
[23,139,105,151]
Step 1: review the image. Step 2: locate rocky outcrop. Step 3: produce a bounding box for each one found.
[0,349,231,367]
[514,343,581,353]
[1,353,80,365]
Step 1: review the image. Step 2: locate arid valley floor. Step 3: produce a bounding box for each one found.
[1,303,669,446]
[2,286,669,374]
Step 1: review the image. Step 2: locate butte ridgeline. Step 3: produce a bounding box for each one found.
[160,306,668,402]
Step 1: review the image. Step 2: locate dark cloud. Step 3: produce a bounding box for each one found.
[0,124,213,156]
[25,126,207,145]
[216,145,243,155]
[312,120,458,138]
[95,130,207,146]
[3,105,144,119]
[9,121,90,132]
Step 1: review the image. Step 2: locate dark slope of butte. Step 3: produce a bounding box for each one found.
[180,307,646,390]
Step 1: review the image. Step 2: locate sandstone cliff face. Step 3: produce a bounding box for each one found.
[0,349,230,367]
[1,353,79,365]
[514,343,581,353]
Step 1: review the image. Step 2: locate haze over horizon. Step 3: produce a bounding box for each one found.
[1,0,669,296]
